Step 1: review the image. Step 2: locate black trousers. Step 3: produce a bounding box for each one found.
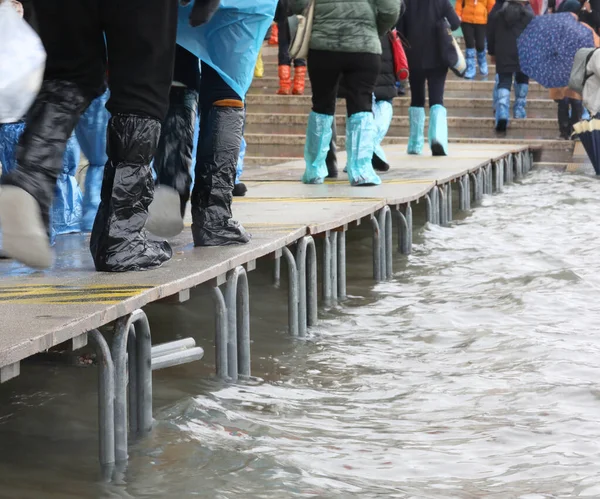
[557,98,583,137]
[308,50,381,116]
[32,0,178,121]
[497,72,529,90]
[278,16,306,67]
[462,22,486,52]
[409,68,447,108]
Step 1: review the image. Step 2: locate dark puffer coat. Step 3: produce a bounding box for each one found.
[397,0,461,71]
[374,34,397,101]
[487,0,534,74]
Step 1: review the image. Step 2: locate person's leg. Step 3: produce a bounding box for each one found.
[90,0,177,271]
[293,57,307,95]
[0,0,103,268]
[372,99,394,172]
[513,71,529,119]
[495,72,512,132]
[557,98,570,139]
[190,62,250,246]
[427,68,450,155]
[569,99,583,138]
[475,24,488,76]
[303,50,340,183]
[342,52,382,185]
[408,70,426,154]
[462,23,477,79]
[326,119,338,178]
[147,46,200,238]
[277,16,292,95]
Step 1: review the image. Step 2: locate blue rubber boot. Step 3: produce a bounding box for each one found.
[0,122,25,175]
[302,111,333,184]
[492,75,499,115]
[407,107,425,155]
[428,105,449,156]
[513,83,529,119]
[465,48,477,80]
[495,88,510,132]
[477,51,488,77]
[345,112,381,186]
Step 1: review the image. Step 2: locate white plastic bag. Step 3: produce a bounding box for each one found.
[0,0,46,123]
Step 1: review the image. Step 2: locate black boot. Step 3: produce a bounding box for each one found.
[326,120,338,178]
[191,104,251,246]
[557,99,571,140]
[147,86,198,237]
[371,153,390,172]
[0,80,89,268]
[90,115,173,272]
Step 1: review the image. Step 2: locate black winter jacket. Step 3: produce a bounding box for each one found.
[487,1,534,74]
[374,34,397,101]
[397,0,460,71]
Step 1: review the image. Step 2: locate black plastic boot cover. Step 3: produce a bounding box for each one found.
[90,115,172,272]
[154,86,198,216]
[0,80,90,229]
[191,105,251,246]
[326,120,338,178]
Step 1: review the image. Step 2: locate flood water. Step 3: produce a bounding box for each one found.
[2,169,600,498]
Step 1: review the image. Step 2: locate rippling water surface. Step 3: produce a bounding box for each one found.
[2,170,600,498]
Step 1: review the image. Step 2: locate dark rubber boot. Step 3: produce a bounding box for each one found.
[90,115,172,272]
[191,104,251,246]
[0,80,90,268]
[326,120,338,178]
[371,153,390,172]
[147,87,198,237]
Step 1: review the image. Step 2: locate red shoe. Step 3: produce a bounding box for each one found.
[268,23,279,45]
[292,66,307,95]
[277,65,292,95]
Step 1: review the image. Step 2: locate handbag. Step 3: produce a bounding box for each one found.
[289,0,315,60]
[388,29,409,81]
[436,18,466,77]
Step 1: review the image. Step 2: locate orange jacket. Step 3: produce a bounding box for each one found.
[455,0,495,25]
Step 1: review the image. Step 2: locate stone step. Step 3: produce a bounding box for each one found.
[243,134,574,163]
[245,95,557,118]
[244,113,562,139]
[250,76,548,93]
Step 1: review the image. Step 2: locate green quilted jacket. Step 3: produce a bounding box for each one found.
[290,0,401,55]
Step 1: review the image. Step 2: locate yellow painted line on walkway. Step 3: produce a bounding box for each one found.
[0,284,152,304]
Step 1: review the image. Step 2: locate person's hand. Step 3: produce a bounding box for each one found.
[583,1,592,12]
[189,0,220,27]
[10,0,24,17]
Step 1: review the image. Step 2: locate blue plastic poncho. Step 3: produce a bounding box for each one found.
[0,122,83,241]
[75,89,110,231]
[236,136,246,184]
[177,0,277,99]
[51,133,83,239]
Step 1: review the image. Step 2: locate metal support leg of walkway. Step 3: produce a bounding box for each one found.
[378,206,393,280]
[282,246,299,336]
[395,203,413,255]
[459,174,470,211]
[225,266,251,381]
[445,184,453,223]
[88,329,115,479]
[296,236,318,337]
[439,185,448,226]
[337,230,347,300]
[112,310,153,464]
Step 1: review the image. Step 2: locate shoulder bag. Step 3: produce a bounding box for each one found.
[289,0,315,61]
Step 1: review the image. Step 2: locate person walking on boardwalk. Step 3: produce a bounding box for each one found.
[456,0,496,79]
[399,0,460,156]
[293,0,401,186]
[276,0,307,95]
[487,0,534,132]
[0,0,221,271]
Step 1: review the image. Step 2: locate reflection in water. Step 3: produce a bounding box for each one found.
[2,170,600,498]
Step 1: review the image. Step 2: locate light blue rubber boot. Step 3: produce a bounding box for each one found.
[407,107,425,155]
[373,98,393,169]
[345,112,381,186]
[495,88,511,132]
[302,111,334,184]
[428,105,449,156]
[477,51,488,76]
[465,48,477,79]
[513,83,529,119]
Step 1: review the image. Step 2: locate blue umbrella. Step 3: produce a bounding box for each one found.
[573,120,600,175]
[518,13,596,89]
